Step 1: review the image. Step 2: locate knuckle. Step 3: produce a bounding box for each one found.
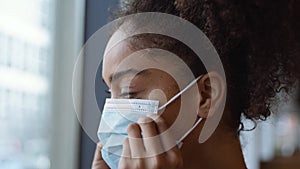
[169,154,183,168]
[119,165,131,169]
[151,163,161,169]
[153,116,166,126]
[151,157,163,169]
[118,158,129,169]
[155,118,165,126]
[138,116,153,124]
[135,159,144,169]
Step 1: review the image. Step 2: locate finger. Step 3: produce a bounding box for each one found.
[150,115,183,168]
[148,114,169,133]
[166,145,184,168]
[121,137,131,158]
[147,115,183,168]
[138,117,163,156]
[119,138,131,169]
[93,143,103,161]
[92,142,110,169]
[127,123,145,158]
[138,117,158,137]
[148,115,177,153]
[168,144,182,157]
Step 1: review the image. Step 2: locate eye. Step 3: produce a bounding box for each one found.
[105,89,111,93]
[105,89,111,96]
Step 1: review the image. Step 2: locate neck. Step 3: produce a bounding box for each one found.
[180,118,247,169]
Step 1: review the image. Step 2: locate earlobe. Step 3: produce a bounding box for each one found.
[197,71,225,118]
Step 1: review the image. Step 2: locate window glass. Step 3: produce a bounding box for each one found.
[0,0,55,168]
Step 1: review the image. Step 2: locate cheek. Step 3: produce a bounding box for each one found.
[148,89,168,107]
[160,95,181,127]
[134,69,182,125]
[151,84,181,127]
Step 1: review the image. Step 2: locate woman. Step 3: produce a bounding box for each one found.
[92,0,300,168]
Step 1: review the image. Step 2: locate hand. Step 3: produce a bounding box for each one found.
[92,143,110,169]
[118,115,183,169]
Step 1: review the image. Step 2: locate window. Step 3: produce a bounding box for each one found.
[0,0,54,168]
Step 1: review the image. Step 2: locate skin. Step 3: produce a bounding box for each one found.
[92,41,247,169]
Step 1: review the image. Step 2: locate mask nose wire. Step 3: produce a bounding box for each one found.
[158,75,202,111]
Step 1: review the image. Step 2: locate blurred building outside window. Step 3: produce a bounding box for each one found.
[240,89,300,169]
[0,0,55,168]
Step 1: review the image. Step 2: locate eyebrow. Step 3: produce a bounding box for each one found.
[108,68,141,84]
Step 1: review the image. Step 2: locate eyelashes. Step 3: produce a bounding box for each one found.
[119,92,138,98]
[104,89,138,98]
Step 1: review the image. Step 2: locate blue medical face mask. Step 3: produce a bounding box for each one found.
[97,76,203,169]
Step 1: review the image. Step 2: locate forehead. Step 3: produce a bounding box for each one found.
[102,41,133,84]
[102,28,197,87]
[102,42,195,89]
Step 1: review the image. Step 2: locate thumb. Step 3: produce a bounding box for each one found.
[92,142,110,169]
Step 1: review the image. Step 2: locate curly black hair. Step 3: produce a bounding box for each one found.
[111,0,300,131]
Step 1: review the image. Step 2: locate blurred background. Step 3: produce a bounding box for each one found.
[0,0,299,169]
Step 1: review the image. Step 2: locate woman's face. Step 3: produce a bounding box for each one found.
[102,41,183,127]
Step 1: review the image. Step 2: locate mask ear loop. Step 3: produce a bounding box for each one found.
[157,76,203,148]
[158,76,202,111]
[176,117,203,148]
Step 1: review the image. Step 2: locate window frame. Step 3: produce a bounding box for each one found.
[50,0,85,169]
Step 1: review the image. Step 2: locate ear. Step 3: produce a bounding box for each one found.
[197,71,226,118]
